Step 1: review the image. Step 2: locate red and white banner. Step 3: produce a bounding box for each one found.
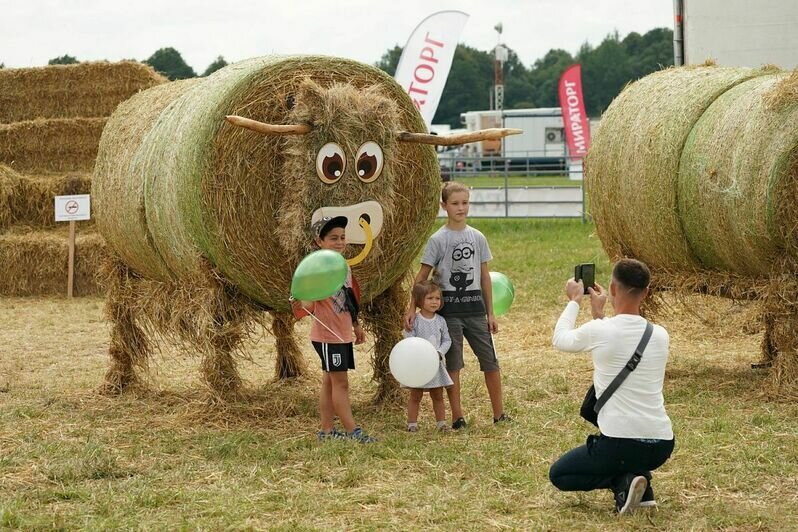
[558,64,591,159]
[394,10,469,128]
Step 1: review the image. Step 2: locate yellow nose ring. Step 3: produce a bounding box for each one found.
[346,217,373,267]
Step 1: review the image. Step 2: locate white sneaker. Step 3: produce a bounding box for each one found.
[617,476,648,515]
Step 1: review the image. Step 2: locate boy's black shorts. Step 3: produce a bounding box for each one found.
[312,341,355,372]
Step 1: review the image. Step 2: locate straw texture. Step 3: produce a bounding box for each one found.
[586,65,762,269]
[0,61,165,122]
[678,74,798,275]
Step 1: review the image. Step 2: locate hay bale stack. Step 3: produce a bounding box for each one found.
[586,65,763,269]
[94,56,439,311]
[0,61,166,122]
[0,228,106,296]
[0,61,166,297]
[678,74,798,276]
[0,164,21,231]
[8,173,93,228]
[0,118,106,172]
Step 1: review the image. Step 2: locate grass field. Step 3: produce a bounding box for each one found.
[1,219,797,530]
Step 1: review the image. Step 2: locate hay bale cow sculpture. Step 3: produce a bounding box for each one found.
[92,56,519,399]
[586,64,798,396]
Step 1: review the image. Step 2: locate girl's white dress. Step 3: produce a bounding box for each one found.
[403,313,454,388]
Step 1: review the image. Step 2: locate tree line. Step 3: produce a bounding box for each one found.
[1,27,672,126]
[0,49,229,79]
[377,28,674,126]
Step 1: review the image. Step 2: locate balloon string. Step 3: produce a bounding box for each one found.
[300,306,346,343]
[490,333,499,358]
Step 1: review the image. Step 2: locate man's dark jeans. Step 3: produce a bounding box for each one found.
[549,434,675,492]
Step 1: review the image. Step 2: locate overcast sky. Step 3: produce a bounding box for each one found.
[0,1,674,71]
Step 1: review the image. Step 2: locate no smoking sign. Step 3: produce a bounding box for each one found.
[55,194,91,222]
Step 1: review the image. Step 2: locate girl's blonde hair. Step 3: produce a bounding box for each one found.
[412,280,443,309]
[441,181,469,203]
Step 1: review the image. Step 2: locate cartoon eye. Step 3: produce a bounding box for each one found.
[316,143,346,184]
[453,250,463,261]
[355,141,384,183]
[461,248,473,259]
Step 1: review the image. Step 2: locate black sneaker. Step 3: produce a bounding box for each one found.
[452,417,467,430]
[615,475,648,515]
[639,484,657,509]
[493,413,512,424]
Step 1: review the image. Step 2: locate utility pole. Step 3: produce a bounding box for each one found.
[493,23,507,112]
[673,0,685,66]
[494,23,509,205]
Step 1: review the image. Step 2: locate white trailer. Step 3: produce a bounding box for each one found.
[674,0,798,68]
[459,108,566,158]
[502,108,566,159]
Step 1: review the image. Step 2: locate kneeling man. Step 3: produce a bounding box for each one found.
[549,259,674,514]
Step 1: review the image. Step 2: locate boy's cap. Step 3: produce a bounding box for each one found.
[312,215,348,239]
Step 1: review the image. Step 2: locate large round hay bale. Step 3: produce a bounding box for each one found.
[0,118,106,172]
[93,79,202,279]
[585,66,764,269]
[0,61,166,123]
[94,56,439,311]
[678,74,798,275]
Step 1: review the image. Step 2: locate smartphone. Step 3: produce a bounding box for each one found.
[574,263,595,295]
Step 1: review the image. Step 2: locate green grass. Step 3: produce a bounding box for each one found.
[1,220,796,530]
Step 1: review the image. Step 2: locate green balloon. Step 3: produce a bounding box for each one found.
[490,271,514,316]
[490,271,515,295]
[291,250,348,301]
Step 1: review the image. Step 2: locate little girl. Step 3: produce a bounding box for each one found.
[403,280,454,432]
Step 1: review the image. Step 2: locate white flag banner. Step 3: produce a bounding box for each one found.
[394,10,469,129]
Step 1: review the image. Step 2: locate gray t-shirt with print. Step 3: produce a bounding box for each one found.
[421,225,492,317]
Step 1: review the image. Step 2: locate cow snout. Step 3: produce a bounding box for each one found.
[311,201,383,244]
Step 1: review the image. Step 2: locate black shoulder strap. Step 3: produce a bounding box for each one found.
[594,321,654,414]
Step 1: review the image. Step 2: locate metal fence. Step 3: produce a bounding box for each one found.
[438,147,570,177]
[437,151,586,221]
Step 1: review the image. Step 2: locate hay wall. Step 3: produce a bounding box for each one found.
[8,173,92,228]
[0,61,166,297]
[0,164,21,232]
[0,118,106,172]
[678,74,798,275]
[585,66,762,269]
[0,229,106,296]
[93,78,201,280]
[0,61,166,122]
[94,56,439,311]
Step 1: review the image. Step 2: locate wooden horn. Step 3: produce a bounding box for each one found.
[225,115,312,135]
[396,128,522,146]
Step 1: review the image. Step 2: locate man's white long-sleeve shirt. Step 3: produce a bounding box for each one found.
[553,301,673,440]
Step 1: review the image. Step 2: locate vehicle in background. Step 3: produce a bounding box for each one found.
[458,108,568,174]
[674,0,798,68]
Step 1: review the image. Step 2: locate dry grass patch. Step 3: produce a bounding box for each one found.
[1,221,796,530]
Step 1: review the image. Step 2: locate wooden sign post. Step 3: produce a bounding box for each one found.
[54,194,91,298]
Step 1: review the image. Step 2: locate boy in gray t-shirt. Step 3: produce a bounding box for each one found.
[422,225,493,316]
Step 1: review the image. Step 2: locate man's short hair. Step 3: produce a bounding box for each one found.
[613,258,650,293]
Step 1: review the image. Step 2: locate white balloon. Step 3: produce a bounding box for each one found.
[389,337,440,388]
